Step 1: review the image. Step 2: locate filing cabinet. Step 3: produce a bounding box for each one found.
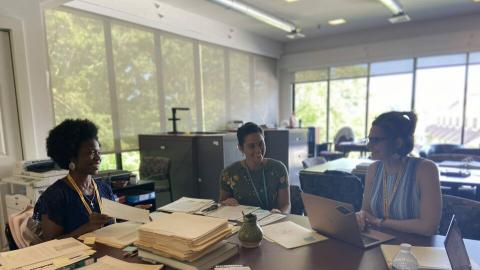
[264,129,308,186]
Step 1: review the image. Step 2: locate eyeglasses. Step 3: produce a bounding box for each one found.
[365,137,390,144]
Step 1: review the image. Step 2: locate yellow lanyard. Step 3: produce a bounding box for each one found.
[66,174,102,215]
[382,166,404,219]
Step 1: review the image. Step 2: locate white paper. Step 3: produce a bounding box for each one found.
[158,197,214,213]
[81,255,163,270]
[206,205,258,221]
[102,198,150,223]
[262,221,327,249]
[0,238,91,269]
[250,209,271,221]
[258,213,286,226]
[79,221,141,248]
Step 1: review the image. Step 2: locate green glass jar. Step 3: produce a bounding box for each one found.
[238,213,263,248]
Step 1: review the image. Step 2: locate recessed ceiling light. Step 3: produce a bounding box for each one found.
[328,18,347,26]
[285,0,300,2]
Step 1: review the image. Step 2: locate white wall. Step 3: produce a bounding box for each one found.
[278,13,480,121]
[0,0,65,160]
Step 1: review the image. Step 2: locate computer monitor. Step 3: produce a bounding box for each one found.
[444,215,472,270]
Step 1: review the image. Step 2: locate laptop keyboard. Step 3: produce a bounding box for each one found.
[361,234,379,245]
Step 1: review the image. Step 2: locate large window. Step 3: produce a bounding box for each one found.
[45,9,115,153]
[465,64,480,147]
[45,8,278,171]
[294,82,327,140]
[415,66,465,145]
[111,23,160,150]
[293,53,479,148]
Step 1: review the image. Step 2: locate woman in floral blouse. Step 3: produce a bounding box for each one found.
[219,122,290,213]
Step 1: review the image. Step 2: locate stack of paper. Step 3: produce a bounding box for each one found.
[79,221,142,248]
[139,241,238,270]
[0,238,94,270]
[205,205,258,221]
[158,197,215,213]
[80,255,163,270]
[381,245,480,270]
[135,213,233,262]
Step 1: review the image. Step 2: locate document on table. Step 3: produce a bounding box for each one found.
[0,238,91,269]
[258,213,286,226]
[205,205,258,221]
[158,197,214,213]
[262,221,327,249]
[101,198,150,223]
[79,221,141,248]
[81,255,163,270]
[149,211,170,221]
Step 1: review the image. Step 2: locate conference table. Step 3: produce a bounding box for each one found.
[92,214,480,270]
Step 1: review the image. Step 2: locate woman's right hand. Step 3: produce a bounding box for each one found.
[221,198,239,206]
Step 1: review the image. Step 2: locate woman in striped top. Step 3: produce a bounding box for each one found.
[356,111,442,236]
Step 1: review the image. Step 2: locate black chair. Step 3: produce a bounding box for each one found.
[300,170,364,211]
[302,156,327,169]
[439,194,480,240]
[289,185,304,215]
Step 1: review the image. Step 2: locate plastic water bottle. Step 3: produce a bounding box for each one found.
[392,243,419,270]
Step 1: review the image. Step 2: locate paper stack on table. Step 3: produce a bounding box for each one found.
[135,212,237,270]
[80,255,163,270]
[157,197,215,213]
[205,205,258,221]
[79,221,142,248]
[0,238,95,270]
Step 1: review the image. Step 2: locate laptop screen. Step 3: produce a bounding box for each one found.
[444,215,471,270]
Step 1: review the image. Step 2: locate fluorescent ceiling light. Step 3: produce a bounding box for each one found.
[378,0,404,15]
[328,18,346,25]
[285,0,300,2]
[209,0,300,34]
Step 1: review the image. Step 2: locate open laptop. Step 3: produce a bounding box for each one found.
[301,192,394,248]
[445,215,472,270]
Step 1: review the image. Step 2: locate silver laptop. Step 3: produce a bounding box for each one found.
[301,192,395,248]
[445,215,472,270]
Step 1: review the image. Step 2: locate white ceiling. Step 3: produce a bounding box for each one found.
[156,0,480,42]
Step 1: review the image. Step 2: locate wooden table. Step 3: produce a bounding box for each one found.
[92,215,480,270]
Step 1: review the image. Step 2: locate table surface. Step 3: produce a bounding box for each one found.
[93,214,480,270]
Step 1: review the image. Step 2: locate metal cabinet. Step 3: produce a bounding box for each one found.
[138,133,242,202]
[264,129,308,186]
[138,135,197,200]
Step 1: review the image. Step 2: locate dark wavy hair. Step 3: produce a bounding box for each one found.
[237,122,264,146]
[372,111,417,156]
[46,119,99,169]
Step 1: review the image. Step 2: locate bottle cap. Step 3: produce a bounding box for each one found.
[400,243,412,250]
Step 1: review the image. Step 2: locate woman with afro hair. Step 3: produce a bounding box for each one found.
[33,119,114,240]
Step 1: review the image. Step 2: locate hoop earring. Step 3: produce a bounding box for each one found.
[68,162,76,171]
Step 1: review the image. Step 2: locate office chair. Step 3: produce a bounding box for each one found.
[318,126,354,161]
[300,170,364,211]
[439,195,480,241]
[139,156,173,202]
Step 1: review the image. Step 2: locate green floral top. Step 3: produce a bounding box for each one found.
[220,158,289,210]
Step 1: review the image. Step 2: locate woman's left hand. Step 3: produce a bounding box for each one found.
[135,204,152,210]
